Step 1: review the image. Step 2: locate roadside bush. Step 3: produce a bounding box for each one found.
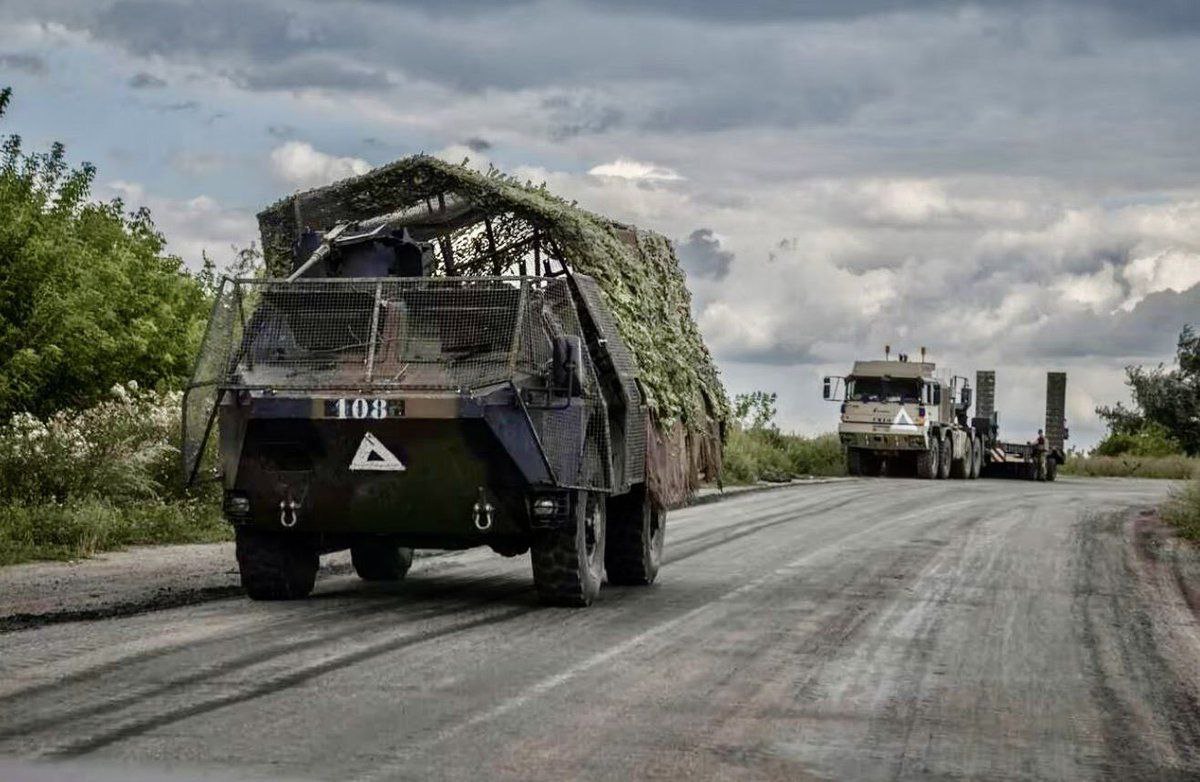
[0,497,225,566]
[0,382,182,503]
[1093,422,1183,458]
[722,427,845,484]
[1162,478,1200,542]
[1059,454,1200,480]
[0,385,226,565]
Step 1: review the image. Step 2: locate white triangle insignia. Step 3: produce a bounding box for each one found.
[893,408,915,427]
[350,432,406,471]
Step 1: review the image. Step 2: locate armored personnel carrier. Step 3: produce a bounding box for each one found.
[823,349,1066,481]
[183,156,725,606]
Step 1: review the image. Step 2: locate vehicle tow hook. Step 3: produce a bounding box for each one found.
[473,489,494,532]
[279,498,299,528]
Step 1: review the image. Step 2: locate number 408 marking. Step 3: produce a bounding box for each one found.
[333,398,387,419]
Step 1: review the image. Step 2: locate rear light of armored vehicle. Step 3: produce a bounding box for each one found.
[532,498,559,517]
[224,491,251,518]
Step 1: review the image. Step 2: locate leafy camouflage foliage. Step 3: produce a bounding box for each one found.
[257,155,727,428]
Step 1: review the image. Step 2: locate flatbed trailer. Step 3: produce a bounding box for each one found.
[976,370,1068,481]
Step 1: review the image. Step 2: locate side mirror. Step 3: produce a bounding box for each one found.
[961,387,972,409]
[822,377,832,400]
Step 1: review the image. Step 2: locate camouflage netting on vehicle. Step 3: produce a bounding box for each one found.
[257,155,728,441]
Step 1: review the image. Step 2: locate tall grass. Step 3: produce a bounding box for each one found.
[0,384,225,566]
[1059,454,1200,480]
[722,428,845,485]
[1162,479,1200,541]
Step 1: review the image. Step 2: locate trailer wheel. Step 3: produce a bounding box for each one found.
[966,437,980,479]
[937,435,952,479]
[351,541,414,581]
[1046,457,1058,482]
[531,490,605,607]
[916,440,939,479]
[605,485,665,586]
[949,435,969,479]
[236,527,318,600]
[846,448,863,476]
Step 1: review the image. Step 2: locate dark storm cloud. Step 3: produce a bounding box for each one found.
[230,60,391,91]
[1024,284,1200,359]
[678,229,734,281]
[128,71,166,88]
[0,53,47,75]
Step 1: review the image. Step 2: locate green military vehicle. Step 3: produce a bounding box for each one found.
[823,349,1066,481]
[183,156,726,606]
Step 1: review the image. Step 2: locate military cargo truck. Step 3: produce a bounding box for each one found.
[183,156,726,607]
[823,350,1066,481]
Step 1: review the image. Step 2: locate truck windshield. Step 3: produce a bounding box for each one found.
[847,377,921,403]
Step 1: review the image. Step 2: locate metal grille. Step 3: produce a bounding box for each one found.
[200,277,542,392]
[570,273,644,486]
[572,274,638,376]
[527,278,612,491]
[182,278,242,482]
[184,275,614,491]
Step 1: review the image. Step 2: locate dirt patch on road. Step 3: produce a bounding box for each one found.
[1133,510,1200,621]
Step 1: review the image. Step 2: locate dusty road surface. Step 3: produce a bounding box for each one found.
[2,478,1198,781]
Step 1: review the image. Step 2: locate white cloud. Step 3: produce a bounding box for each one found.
[587,158,684,182]
[103,180,257,271]
[269,141,372,190]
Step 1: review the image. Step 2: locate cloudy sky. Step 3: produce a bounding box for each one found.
[3,0,1198,447]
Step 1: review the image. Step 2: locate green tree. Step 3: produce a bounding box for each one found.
[1096,325,1200,456]
[733,390,778,431]
[0,87,213,418]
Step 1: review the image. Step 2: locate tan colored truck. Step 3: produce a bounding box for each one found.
[823,351,1066,480]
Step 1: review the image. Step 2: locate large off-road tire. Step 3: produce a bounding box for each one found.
[974,438,986,478]
[846,448,863,476]
[949,435,969,479]
[916,439,939,479]
[235,527,318,600]
[605,485,665,586]
[966,437,980,479]
[531,491,605,607]
[937,435,953,479]
[351,541,414,581]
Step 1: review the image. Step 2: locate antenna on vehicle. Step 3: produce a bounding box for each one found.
[920,346,927,364]
[885,344,891,361]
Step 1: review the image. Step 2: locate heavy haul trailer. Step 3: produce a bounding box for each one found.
[823,352,1066,481]
[975,370,1068,481]
[183,156,726,607]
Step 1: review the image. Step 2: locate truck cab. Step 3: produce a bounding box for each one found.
[824,353,983,479]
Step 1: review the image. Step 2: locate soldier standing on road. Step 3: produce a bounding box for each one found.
[1033,429,1047,481]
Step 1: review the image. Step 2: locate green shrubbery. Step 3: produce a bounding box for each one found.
[721,391,845,484]
[0,88,227,565]
[1060,454,1200,480]
[0,384,225,564]
[1163,479,1200,541]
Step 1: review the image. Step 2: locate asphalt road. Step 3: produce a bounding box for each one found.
[2,477,1197,781]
